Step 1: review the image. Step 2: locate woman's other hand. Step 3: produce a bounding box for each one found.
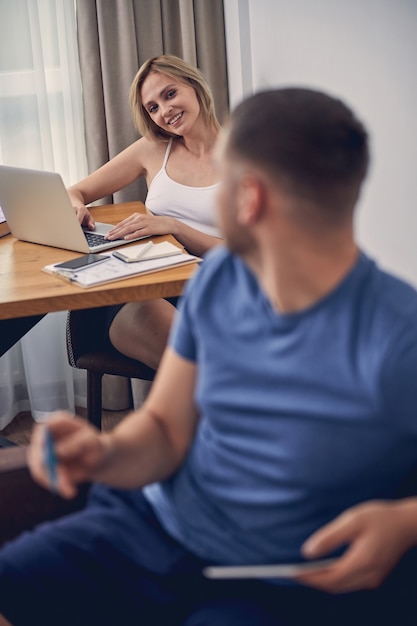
[74,204,95,230]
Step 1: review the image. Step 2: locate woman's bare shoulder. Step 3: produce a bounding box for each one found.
[135,137,171,181]
[135,136,170,159]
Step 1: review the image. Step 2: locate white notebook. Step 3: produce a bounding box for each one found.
[112,241,183,263]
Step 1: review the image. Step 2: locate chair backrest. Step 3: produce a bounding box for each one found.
[66,307,155,428]
[66,307,155,380]
[66,306,116,366]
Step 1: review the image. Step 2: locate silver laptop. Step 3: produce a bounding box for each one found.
[0,165,148,253]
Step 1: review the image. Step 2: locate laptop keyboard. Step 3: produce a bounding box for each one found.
[84,231,124,247]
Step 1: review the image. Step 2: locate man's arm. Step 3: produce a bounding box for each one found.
[28,347,199,498]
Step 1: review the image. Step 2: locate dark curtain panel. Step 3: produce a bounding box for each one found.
[76,0,229,204]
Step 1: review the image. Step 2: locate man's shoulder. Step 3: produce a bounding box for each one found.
[360,258,417,359]
[369,260,417,320]
[185,247,248,304]
[199,246,241,279]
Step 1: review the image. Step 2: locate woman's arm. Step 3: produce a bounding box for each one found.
[169,220,222,256]
[106,211,221,256]
[67,138,152,227]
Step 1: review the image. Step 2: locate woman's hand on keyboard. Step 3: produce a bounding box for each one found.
[74,204,95,230]
[105,212,175,241]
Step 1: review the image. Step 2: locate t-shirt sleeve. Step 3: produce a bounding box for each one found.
[380,324,417,434]
[168,247,229,363]
[168,270,200,363]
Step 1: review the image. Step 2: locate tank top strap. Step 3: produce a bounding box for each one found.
[162,138,174,170]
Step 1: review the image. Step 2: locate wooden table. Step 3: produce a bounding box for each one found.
[0,201,199,356]
[0,201,198,321]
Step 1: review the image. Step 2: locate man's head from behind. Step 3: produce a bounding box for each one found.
[217,88,369,251]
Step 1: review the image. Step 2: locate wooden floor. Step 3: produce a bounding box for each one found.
[0,407,130,446]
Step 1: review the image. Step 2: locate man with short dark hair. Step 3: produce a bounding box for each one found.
[1,88,417,626]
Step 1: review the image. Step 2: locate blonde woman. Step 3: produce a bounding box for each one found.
[68,55,223,369]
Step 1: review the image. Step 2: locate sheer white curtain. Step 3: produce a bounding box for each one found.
[0,0,88,428]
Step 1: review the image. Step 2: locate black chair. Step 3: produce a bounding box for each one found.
[66,307,155,429]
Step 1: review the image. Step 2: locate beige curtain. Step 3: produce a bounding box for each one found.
[76,0,229,204]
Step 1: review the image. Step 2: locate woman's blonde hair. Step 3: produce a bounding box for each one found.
[129,54,221,142]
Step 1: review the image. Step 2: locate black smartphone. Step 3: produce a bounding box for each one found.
[55,253,109,272]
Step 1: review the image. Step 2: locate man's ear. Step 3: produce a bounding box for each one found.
[236,174,265,226]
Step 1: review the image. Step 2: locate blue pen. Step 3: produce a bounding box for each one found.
[44,427,58,491]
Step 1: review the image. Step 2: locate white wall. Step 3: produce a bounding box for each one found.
[224,0,417,286]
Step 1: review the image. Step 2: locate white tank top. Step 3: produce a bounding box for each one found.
[145,139,221,238]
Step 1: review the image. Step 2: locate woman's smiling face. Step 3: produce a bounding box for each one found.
[140,71,201,136]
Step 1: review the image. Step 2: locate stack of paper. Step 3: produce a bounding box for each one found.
[43,245,200,288]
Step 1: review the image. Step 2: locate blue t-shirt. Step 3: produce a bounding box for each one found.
[144,248,417,565]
